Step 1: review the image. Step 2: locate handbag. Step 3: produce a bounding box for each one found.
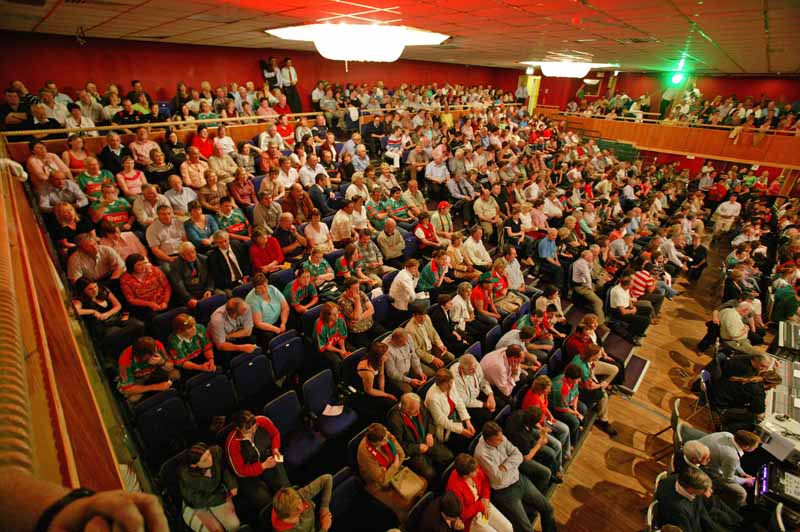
[495,292,524,314]
[389,466,427,502]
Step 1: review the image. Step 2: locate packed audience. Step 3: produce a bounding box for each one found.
[566,82,800,132]
[4,73,791,532]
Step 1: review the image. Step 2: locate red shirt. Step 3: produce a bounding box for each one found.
[191,136,214,159]
[470,285,491,312]
[249,236,285,272]
[276,123,295,146]
[521,389,548,424]
[445,467,492,532]
[565,332,591,359]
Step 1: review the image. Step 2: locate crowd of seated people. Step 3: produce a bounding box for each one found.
[7,72,796,532]
[565,83,799,132]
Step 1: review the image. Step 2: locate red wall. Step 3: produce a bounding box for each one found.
[537,71,800,110]
[0,32,520,110]
[614,72,800,104]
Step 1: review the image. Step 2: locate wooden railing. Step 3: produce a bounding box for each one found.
[556,114,800,169]
[0,151,124,489]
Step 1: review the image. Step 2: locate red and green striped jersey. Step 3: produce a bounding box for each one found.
[216,208,249,236]
[117,339,168,392]
[167,325,212,366]
[314,317,348,351]
[90,197,132,227]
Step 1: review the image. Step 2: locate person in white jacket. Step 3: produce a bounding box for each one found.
[425,369,476,453]
[389,259,427,317]
[450,355,499,431]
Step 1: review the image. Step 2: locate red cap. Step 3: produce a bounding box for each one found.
[438,201,451,209]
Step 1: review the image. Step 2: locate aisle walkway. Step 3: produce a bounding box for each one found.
[550,254,722,531]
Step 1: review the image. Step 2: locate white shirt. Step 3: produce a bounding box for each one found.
[276,168,298,189]
[715,201,742,218]
[299,163,327,188]
[65,115,98,136]
[543,197,563,218]
[389,268,418,310]
[330,210,354,242]
[609,283,631,310]
[280,66,298,87]
[449,293,474,330]
[463,237,491,267]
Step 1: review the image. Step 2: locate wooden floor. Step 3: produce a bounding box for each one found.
[550,255,724,532]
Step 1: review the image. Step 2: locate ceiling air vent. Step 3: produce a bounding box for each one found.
[65,0,138,5]
[615,37,660,44]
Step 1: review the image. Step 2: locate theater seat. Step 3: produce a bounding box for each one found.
[302,369,358,438]
[135,392,196,464]
[268,330,304,385]
[194,293,227,325]
[230,353,275,408]
[186,373,238,425]
[263,391,324,470]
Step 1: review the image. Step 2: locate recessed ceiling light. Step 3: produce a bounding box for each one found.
[697,0,703,4]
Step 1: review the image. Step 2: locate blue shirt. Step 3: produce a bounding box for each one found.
[538,237,557,259]
[245,285,285,325]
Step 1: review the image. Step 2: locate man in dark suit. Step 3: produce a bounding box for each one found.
[308,173,336,217]
[206,230,251,293]
[98,131,133,175]
[386,392,453,489]
[655,468,741,532]
[168,242,217,308]
[430,294,471,355]
[362,114,386,157]
[22,103,62,141]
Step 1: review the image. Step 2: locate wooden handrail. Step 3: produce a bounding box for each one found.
[558,111,800,136]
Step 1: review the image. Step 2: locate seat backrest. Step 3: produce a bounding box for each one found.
[324,248,344,266]
[231,354,274,402]
[646,500,659,531]
[264,391,302,435]
[347,427,369,469]
[133,389,179,417]
[406,492,435,532]
[548,348,564,375]
[653,470,668,491]
[302,304,323,340]
[330,468,362,519]
[670,398,681,429]
[341,347,366,388]
[371,294,389,324]
[252,175,265,193]
[188,374,238,423]
[158,449,189,511]
[466,341,482,360]
[518,299,530,316]
[302,369,334,416]
[494,404,512,425]
[194,293,228,325]
[268,329,299,351]
[403,233,418,260]
[270,335,305,381]
[486,325,502,351]
[232,283,253,300]
[136,396,195,454]
[501,311,517,332]
[269,268,295,291]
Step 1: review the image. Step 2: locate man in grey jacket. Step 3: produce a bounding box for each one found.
[697,430,760,507]
[474,422,557,532]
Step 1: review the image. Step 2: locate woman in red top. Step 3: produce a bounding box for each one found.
[225,410,289,511]
[446,453,513,532]
[414,211,444,251]
[191,125,215,159]
[61,134,91,178]
[471,273,501,328]
[521,375,572,460]
[249,227,286,274]
[119,253,172,321]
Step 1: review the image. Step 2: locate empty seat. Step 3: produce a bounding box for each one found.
[187,373,238,425]
[269,268,295,291]
[194,293,227,325]
[135,394,196,463]
[485,325,502,352]
[269,330,304,384]
[263,391,324,469]
[232,283,253,300]
[466,341,482,360]
[371,294,390,324]
[302,304,323,340]
[302,369,359,438]
[230,353,275,407]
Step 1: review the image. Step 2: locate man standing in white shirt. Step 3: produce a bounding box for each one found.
[280,57,302,113]
[712,194,742,241]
